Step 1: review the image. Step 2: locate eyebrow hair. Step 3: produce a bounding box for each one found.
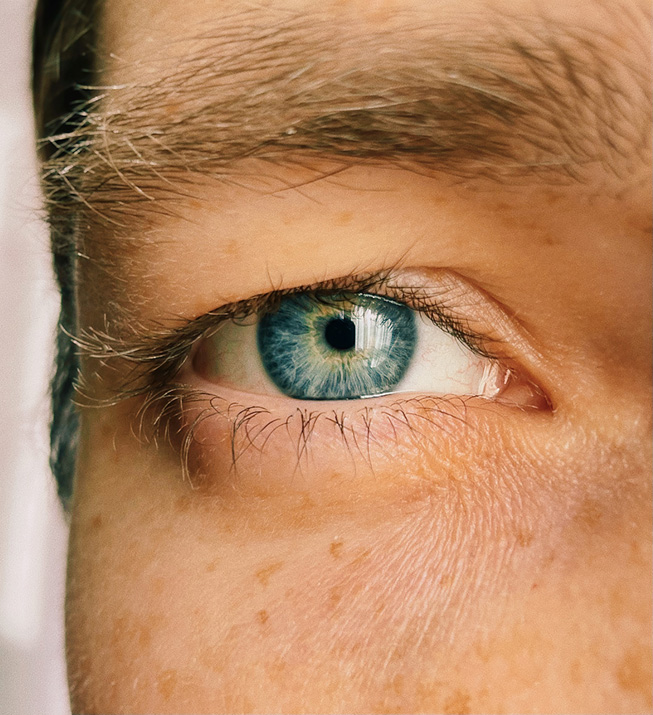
[40,3,651,236]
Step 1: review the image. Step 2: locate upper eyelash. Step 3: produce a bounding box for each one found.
[72,268,494,408]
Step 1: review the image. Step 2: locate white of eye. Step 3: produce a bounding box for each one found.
[393,313,505,398]
[194,310,506,400]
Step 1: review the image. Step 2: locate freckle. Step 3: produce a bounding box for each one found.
[474,640,491,663]
[255,561,284,587]
[330,540,344,558]
[157,669,178,701]
[576,498,603,530]
[543,190,564,206]
[175,495,191,513]
[493,200,511,211]
[205,560,219,573]
[164,101,182,116]
[348,548,371,567]
[222,239,240,258]
[335,211,353,226]
[615,645,652,700]
[569,658,582,685]
[629,537,644,564]
[390,673,404,695]
[257,609,269,625]
[329,587,342,609]
[199,645,227,674]
[89,514,103,531]
[443,689,471,715]
[516,530,534,547]
[439,573,454,588]
[267,657,288,676]
[137,625,152,648]
[626,214,652,235]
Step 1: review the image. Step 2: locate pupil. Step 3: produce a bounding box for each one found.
[324,317,356,351]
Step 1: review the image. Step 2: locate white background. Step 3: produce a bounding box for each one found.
[0,0,70,712]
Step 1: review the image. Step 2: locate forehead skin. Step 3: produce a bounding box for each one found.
[65,0,651,713]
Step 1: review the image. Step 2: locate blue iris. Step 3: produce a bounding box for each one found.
[257,293,417,400]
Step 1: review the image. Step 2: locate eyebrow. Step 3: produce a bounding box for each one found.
[41,3,651,230]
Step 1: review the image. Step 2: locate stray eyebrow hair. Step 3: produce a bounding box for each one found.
[40,3,651,235]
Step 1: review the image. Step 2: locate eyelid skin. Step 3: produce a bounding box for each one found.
[73,267,551,498]
[104,268,548,495]
[80,267,549,389]
[78,269,552,489]
[166,382,549,499]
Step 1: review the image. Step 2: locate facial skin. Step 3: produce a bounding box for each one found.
[63,0,651,712]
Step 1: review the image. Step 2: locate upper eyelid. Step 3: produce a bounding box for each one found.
[75,269,398,365]
[74,271,398,375]
[171,272,492,361]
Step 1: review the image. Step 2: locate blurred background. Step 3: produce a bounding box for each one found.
[0,0,70,712]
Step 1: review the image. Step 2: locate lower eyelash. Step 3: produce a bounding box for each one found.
[132,382,476,488]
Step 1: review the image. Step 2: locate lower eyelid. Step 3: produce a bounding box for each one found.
[167,386,476,495]
[154,374,549,497]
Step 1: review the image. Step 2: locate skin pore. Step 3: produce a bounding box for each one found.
[64,0,651,712]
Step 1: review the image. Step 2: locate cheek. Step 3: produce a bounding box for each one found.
[65,414,651,713]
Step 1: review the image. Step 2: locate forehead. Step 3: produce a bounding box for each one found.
[99,0,650,87]
[92,0,650,181]
[60,0,649,320]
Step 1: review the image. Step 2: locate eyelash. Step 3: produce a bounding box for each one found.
[74,270,505,476]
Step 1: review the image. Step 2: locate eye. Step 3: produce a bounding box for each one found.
[192,292,509,401]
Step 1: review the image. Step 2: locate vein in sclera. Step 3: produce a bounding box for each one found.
[392,313,504,399]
